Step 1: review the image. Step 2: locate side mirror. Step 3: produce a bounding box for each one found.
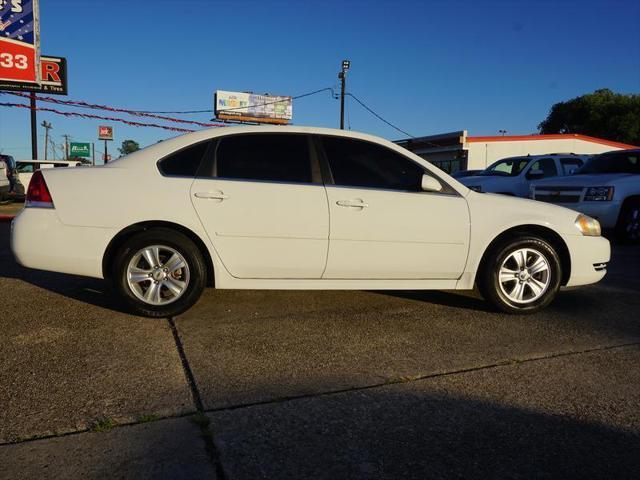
[527,169,544,180]
[421,174,443,193]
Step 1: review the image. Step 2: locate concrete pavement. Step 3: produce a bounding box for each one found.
[1,221,639,479]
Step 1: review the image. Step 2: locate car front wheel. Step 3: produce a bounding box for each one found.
[113,228,207,318]
[478,236,562,314]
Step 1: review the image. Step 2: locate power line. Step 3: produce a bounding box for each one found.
[3,87,337,116]
[346,93,414,138]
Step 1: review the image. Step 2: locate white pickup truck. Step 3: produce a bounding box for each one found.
[459,153,590,197]
[532,149,640,243]
[14,160,83,196]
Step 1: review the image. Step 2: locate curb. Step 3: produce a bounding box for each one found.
[0,215,15,223]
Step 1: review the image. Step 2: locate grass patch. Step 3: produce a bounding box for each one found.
[91,418,116,433]
[137,414,159,424]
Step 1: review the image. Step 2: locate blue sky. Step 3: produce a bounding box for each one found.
[1,0,639,162]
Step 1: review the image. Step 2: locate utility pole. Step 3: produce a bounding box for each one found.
[41,121,53,160]
[62,134,71,160]
[338,60,350,129]
[92,142,95,166]
[30,93,38,159]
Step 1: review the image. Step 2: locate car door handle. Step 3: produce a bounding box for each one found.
[194,192,229,200]
[336,199,368,208]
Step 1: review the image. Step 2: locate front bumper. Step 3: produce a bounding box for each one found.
[11,208,115,279]
[563,234,610,287]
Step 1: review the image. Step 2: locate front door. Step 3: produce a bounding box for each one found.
[191,133,329,279]
[318,135,470,279]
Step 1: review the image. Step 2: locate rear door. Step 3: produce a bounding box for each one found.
[318,135,470,280]
[190,133,329,279]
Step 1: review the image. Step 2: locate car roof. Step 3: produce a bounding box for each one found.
[495,153,590,162]
[17,159,80,164]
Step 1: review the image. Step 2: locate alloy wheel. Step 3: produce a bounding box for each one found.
[498,248,551,304]
[126,245,190,306]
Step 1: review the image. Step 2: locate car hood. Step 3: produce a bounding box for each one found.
[533,173,635,187]
[459,175,511,186]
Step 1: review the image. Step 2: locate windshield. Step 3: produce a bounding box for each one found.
[577,151,640,174]
[481,157,530,176]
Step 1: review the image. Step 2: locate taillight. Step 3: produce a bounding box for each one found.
[26,170,55,208]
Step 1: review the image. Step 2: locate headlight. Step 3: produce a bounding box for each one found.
[575,214,601,237]
[584,186,614,201]
[468,185,482,192]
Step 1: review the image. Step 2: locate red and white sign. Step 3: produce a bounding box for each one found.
[98,126,114,141]
[0,0,41,85]
[0,38,37,82]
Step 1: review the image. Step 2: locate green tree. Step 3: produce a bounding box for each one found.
[118,139,140,157]
[538,89,640,146]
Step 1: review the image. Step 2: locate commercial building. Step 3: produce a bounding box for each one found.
[396,132,637,174]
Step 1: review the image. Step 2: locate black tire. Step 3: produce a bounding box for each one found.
[615,199,640,244]
[112,228,207,318]
[477,236,562,314]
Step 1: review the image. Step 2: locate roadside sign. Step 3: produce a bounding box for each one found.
[0,0,41,85]
[98,126,113,141]
[215,90,292,124]
[0,55,68,95]
[69,142,91,158]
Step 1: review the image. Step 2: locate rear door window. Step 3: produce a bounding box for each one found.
[215,134,313,184]
[527,158,558,178]
[560,158,584,175]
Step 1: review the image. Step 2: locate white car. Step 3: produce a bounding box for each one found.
[532,149,640,242]
[15,160,83,196]
[460,154,590,197]
[11,126,610,317]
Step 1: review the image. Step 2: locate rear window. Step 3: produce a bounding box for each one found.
[158,140,212,177]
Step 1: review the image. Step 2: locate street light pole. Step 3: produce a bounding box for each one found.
[339,60,350,129]
[30,93,38,160]
[41,121,52,160]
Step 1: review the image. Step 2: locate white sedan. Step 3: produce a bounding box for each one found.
[11,126,610,317]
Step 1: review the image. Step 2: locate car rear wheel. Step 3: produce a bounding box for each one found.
[478,236,561,314]
[113,228,207,318]
[615,200,640,244]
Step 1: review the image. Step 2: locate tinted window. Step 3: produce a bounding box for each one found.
[577,151,640,174]
[482,158,530,176]
[216,134,311,183]
[159,140,211,177]
[321,136,424,191]
[528,158,558,178]
[53,164,69,168]
[560,158,584,175]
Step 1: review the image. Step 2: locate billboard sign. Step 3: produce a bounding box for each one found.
[0,0,41,84]
[215,90,292,124]
[69,142,91,158]
[98,125,113,141]
[0,55,67,94]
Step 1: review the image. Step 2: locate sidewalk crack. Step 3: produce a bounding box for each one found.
[168,317,228,480]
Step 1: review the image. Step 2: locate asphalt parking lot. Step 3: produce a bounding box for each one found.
[1,220,639,479]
